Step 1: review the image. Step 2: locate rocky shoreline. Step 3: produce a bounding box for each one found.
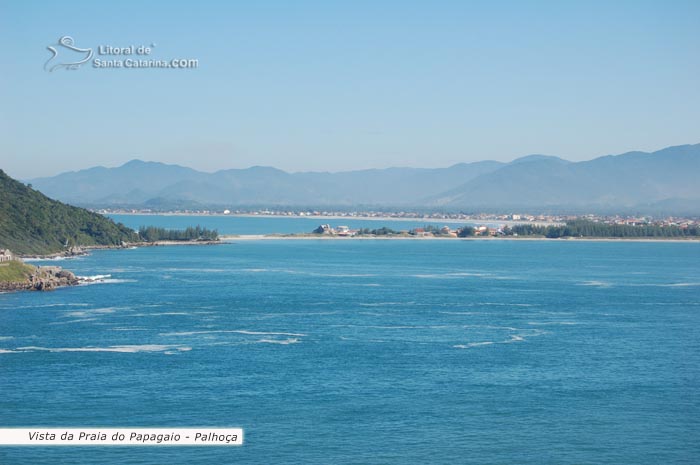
[19,240,221,260]
[1,240,222,293]
[0,265,80,292]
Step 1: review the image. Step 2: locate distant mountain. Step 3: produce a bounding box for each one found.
[29,160,504,208]
[508,154,570,165]
[26,143,700,214]
[0,170,136,255]
[29,160,206,206]
[429,144,700,213]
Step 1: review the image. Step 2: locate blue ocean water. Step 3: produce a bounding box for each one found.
[1,234,699,463]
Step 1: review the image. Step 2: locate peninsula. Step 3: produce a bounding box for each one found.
[0,169,220,292]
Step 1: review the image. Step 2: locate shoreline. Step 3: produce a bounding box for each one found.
[19,240,221,261]
[220,234,700,243]
[3,240,222,293]
[16,234,699,262]
[0,262,80,293]
[107,212,562,227]
[5,235,695,293]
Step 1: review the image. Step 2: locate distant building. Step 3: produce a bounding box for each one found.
[0,249,15,262]
[336,226,359,236]
[314,224,333,234]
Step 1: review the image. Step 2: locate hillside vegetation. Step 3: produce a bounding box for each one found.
[138,225,218,241]
[0,169,137,255]
[0,260,36,282]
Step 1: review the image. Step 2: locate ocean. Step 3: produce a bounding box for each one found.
[1,217,699,464]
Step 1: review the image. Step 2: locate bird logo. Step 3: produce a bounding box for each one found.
[45,36,93,72]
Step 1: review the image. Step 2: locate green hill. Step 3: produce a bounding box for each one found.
[0,260,35,282]
[0,169,137,255]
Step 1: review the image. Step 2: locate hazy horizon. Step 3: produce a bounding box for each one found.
[15,141,698,180]
[2,1,699,179]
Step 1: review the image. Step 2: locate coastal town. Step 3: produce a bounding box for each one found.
[97,208,700,231]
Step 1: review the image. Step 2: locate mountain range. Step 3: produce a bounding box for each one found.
[26,143,700,214]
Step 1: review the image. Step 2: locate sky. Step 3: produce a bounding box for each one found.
[1,0,699,179]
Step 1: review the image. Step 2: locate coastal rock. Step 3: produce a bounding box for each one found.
[0,264,80,292]
[67,246,86,256]
[29,267,68,291]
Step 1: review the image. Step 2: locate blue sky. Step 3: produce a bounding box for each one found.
[1,0,699,179]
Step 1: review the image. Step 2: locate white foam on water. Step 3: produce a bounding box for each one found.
[579,280,612,288]
[411,274,452,279]
[330,323,455,331]
[453,341,494,349]
[315,273,377,278]
[439,311,487,315]
[0,336,14,340]
[149,312,191,316]
[49,318,99,325]
[268,311,339,317]
[427,302,533,308]
[476,302,534,307]
[10,303,90,309]
[359,302,414,307]
[461,324,519,331]
[254,338,300,345]
[64,307,120,317]
[244,267,378,278]
[446,272,489,277]
[159,329,307,337]
[365,325,420,330]
[64,311,89,317]
[635,302,700,306]
[453,333,530,349]
[77,274,112,281]
[527,321,578,326]
[658,282,700,287]
[0,349,19,353]
[412,272,506,280]
[109,327,151,331]
[230,330,307,337]
[163,267,228,273]
[13,344,191,353]
[77,278,136,286]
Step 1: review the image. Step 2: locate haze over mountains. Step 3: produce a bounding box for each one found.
[27,144,700,214]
